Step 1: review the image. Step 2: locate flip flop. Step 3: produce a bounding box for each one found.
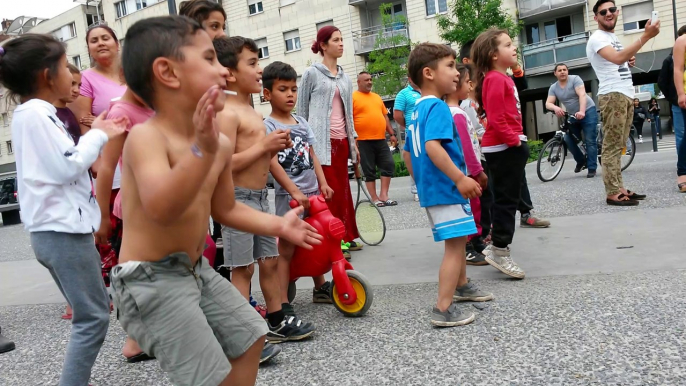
[125,352,156,363]
[374,200,386,207]
[679,182,686,193]
[606,194,639,206]
[61,313,72,320]
[382,199,398,206]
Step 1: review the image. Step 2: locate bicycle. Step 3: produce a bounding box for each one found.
[536,112,636,182]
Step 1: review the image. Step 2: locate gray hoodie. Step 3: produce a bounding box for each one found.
[296,62,358,166]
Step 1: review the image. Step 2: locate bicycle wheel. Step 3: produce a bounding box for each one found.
[537,139,566,182]
[620,134,636,171]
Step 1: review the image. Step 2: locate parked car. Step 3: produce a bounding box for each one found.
[0,175,18,205]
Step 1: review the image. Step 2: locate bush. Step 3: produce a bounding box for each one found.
[527,140,544,163]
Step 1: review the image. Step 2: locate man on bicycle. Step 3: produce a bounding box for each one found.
[586,0,659,205]
[546,63,599,178]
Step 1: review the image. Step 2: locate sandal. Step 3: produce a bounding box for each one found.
[374,200,386,207]
[606,194,639,206]
[254,304,268,319]
[679,182,686,193]
[625,190,646,200]
[382,199,398,206]
[125,352,156,363]
[61,313,72,320]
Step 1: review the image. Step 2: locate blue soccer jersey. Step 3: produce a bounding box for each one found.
[403,96,469,208]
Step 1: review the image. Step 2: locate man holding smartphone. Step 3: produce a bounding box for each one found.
[586,0,660,205]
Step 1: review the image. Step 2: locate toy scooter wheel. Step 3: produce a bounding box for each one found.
[331,270,373,317]
[287,281,297,304]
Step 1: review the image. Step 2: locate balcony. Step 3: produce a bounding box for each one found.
[349,0,365,4]
[517,0,587,20]
[352,23,409,56]
[522,32,590,76]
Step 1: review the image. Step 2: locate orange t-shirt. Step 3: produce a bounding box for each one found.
[352,91,388,141]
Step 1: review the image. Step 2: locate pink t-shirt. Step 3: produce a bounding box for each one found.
[330,87,347,139]
[107,100,155,219]
[80,69,127,116]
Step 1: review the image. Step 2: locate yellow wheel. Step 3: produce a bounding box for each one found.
[331,270,373,317]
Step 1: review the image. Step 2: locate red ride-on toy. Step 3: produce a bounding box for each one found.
[287,195,373,317]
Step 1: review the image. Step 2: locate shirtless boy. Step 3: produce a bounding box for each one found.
[213,36,316,342]
[110,17,320,386]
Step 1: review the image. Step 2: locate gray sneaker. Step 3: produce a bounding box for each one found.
[430,303,475,327]
[484,245,525,279]
[453,282,494,302]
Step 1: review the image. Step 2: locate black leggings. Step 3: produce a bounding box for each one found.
[483,144,530,248]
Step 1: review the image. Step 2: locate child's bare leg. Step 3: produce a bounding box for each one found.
[437,237,466,311]
[277,241,295,304]
[312,275,326,289]
[257,257,281,313]
[456,243,468,288]
[231,265,254,302]
[220,337,264,386]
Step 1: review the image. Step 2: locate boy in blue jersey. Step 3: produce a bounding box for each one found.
[403,43,494,327]
[393,80,422,201]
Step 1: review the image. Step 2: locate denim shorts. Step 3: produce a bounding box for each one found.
[221,187,279,267]
[111,253,268,386]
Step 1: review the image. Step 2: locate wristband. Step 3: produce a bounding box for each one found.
[191,143,204,158]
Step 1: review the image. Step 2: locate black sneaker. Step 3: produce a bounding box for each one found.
[0,327,15,354]
[587,170,596,178]
[313,281,332,303]
[574,163,587,173]
[267,315,316,343]
[466,249,488,266]
[260,341,281,364]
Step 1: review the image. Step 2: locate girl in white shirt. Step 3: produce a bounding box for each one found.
[0,34,125,385]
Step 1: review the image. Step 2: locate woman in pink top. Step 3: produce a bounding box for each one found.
[298,26,362,262]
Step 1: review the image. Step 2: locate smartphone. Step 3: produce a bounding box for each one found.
[651,10,659,23]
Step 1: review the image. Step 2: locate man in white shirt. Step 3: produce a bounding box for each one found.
[586,0,659,205]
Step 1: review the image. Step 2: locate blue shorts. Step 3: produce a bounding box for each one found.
[425,203,477,242]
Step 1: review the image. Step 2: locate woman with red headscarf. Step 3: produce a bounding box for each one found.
[297,26,361,265]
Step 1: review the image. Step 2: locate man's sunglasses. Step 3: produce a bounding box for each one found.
[598,7,618,16]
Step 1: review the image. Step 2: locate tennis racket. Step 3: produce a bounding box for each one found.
[354,164,386,246]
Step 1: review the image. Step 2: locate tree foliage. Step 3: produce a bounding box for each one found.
[437,0,522,52]
[365,3,413,98]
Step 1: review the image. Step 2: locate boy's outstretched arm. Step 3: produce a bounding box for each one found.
[212,142,322,249]
[216,110,290,172]
[311,147,333,200]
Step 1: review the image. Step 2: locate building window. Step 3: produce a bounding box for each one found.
[6,141,12,155]
[72,55,82,69]
[1,113,8,126]
[425,0,448,16]
[115,1,128,18]
[280,0,296,6]
[256,38,269,59]
[68,22,76,38]
[136,0,147,10]
[248,0,264,15]
[622,1,652,32]
[86,13,103,26]
[316,19,334,30]
[284,30,301,52]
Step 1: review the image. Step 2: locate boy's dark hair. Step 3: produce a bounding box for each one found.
[213,36,258,70]
[67,63,80,74]
[593,0,615,14]
[407,43,456,88]
[0,34,65,102]
[679,25,686,36]
[122,16,203,110]
[262,61,297,91]
[460,40,474,61]
[179,0,226,25]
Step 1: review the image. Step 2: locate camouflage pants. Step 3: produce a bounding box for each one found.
[599,92,633,196]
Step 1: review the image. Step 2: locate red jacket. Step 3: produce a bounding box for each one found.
[481,71,524,152]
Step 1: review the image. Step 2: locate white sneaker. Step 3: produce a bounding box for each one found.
[483,245,525,279]
[638,136,643,143]
[414,193,419,202]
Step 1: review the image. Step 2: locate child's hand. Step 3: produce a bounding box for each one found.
[284,129,293,149]
[263,129,291,153]
[280,207,323,250]
[80,114,95,128]
[475,172,488,189]
[94,218,111,245]
[193,86,221,155]
[456,176,482,199]
[92,111,127,140]
[320,185,334,200]
[292,191,310,209]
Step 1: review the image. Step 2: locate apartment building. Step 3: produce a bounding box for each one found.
[101,0,187,43]
[517,0,685,138]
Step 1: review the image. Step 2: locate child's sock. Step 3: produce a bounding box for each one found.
[267,309,285,327]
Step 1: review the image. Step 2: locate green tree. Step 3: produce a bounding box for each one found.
[437,0,521,52]
[365,3,413,98]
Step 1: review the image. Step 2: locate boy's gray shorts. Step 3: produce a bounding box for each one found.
[274,190,320,217]
[111,253,268,386]
[221,187,278,267]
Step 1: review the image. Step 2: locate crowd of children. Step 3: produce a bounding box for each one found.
[0,0,543,379]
